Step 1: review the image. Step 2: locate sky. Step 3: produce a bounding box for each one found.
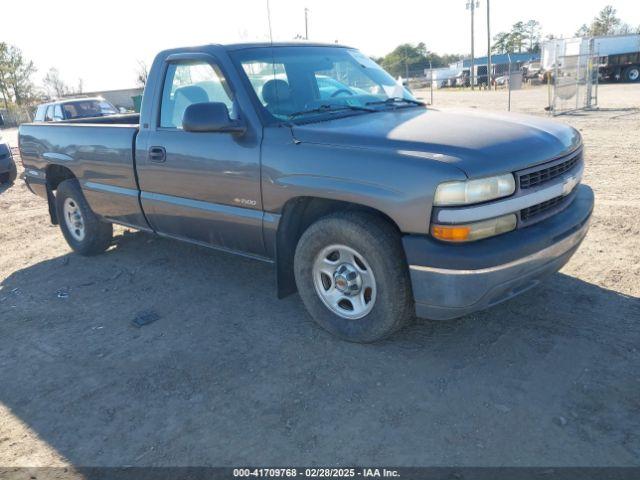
[2,0,640,92]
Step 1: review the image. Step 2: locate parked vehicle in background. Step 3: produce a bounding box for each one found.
[34,97,119,122]
[0,134,17,185]
[542,34,640,83]
[19,42,593,342]
[592,34,640,82]
[453,70,470,87]
[523,61,542,82]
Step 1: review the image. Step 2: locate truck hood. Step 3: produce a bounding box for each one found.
[291,107,582,178]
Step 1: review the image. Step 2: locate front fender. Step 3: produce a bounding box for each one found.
[261,133,468,234]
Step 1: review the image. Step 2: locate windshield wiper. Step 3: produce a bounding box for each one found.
[365,97,425,107]
[289,104,376,119]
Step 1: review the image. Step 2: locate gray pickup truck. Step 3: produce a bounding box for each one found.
[19,42,593,342]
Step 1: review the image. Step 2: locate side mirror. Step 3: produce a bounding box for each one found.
[182,102,245,134]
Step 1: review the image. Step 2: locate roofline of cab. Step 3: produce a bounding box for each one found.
[156,42,353,58]
[222,42,352,51]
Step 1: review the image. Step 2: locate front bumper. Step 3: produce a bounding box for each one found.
[403,184,594,320]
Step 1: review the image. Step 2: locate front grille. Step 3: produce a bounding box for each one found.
[520,195,566,221]
[519,153,581,189]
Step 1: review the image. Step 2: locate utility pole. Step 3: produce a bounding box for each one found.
[304,7,309,40]
[466,1,479,90]
[487,0,491,89]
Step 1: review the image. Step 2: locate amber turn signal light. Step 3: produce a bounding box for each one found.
[430,214,517,243]
[431,225,472,242]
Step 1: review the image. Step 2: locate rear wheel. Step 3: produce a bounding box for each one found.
[623,66,640,83]
[55,179,113,255]
[294,211,414,342]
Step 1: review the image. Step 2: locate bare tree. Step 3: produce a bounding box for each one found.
[136,61,149,87]
[43,68,70,98]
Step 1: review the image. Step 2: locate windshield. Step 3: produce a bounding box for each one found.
[62,100,118,119]
[230,46,419,123]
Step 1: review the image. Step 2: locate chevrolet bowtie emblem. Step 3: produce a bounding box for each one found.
[562,175,579,196]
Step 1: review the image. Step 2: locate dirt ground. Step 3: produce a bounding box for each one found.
[0,84,639,469]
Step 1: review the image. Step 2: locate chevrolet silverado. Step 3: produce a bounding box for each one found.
[18,42,594,342]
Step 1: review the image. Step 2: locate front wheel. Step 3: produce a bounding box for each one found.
[294,212,414,342]
[55,179,113,255]
[0,161,16,185]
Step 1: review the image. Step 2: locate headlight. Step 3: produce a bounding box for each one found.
[431,214,517,242]
[434,173,516,206]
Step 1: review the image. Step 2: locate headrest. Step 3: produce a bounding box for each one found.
[261,79,291,105]
[174,85,209,104]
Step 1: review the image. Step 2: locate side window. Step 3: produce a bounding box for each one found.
[34,105,47,122]
[53,105,64,121]
[160,61,235,129]
[44,105,54,122]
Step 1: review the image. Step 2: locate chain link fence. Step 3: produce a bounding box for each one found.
[420,54,537,110]
[0,106,34,128]
[551,53,599,115]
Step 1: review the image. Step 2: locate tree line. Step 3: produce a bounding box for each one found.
[375,43,463,78]
[576,5,640,37]
[0,43,36,110]
[492,20,541,55]
[0,43,85,112]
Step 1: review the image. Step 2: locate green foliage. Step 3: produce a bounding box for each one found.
[590,5,620,36]
[377,43,462,77]
[575,5,634,37]
[492,19,541,55]
[0,43,38,108]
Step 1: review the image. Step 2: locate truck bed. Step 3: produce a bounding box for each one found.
[19,120,147,228]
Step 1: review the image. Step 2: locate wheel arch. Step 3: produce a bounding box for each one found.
[45,164,77,225]
[274,196,402,298]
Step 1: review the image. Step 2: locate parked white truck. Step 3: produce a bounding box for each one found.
[542,34,640,82]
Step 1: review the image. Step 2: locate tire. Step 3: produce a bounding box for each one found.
[0,161,16,185]
[623,66,640,83]
[55,179,113,255]
[8,161,17,184]
[294,211,414,342]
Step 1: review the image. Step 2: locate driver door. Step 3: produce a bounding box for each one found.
[136,57,265,256]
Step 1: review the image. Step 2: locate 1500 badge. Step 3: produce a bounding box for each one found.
[234,198,257,206]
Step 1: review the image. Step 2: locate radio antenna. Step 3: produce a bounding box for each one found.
[266,0,274,44]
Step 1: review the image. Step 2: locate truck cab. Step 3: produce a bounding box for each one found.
[34,97,120,122]
[19,43,593,342]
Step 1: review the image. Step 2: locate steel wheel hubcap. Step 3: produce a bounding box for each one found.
[312,244,376,320]
[630,69,639,81]
[63,198,85,242]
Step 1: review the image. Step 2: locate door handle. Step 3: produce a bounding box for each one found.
[148,146,166,163]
